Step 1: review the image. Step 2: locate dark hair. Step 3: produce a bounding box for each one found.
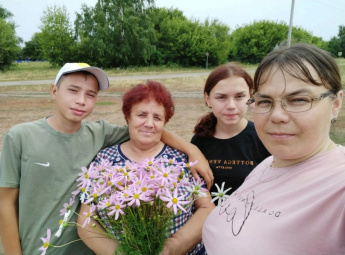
[194,62,253,137]
[122,80,174,123]
[254,43,342,94]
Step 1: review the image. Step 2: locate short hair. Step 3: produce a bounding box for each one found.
[122,80,174,123]
[254,43,342,94]
[194,62,253,137]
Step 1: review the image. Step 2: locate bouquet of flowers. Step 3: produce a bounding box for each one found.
[39,157,210,255]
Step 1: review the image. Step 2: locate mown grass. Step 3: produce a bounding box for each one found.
[0,61,209,82]
[1,60,344,145]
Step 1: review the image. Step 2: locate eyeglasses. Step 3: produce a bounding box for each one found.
[246,90,336,114]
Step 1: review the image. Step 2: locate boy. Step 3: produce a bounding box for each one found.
[0,63,212,254]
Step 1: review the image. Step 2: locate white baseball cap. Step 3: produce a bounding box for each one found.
[54,63,109,90]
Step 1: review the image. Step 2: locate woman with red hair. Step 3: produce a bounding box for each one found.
[78,80,214,255]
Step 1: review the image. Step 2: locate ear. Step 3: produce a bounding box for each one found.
[332,90,343,117]
[51,84,57,98]
[204,92,211,108]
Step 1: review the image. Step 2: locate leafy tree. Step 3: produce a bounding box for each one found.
[228,20,327,64]
[202,18,231,66]
[39,5,76,66]
[75,0,155,68]
[328,25,345,58]
[0,5,21,71]
[21,33,44,61]
[148,8,230,67]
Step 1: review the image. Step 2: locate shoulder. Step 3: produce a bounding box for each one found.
[7,118,46,136]
[161,145,188,162]
[94,144,121,163]
[191,134,213,146]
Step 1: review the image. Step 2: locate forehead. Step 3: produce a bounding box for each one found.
[60,72,98,88]
[212,76,249,93]
[257,63,324,95]
[132,99,165,113]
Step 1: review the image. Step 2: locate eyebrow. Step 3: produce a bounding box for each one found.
[68,84,98,94]
[255,88,314,98]
[214,91,248,95]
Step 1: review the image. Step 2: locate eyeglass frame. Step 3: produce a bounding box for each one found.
[246,90,337,114]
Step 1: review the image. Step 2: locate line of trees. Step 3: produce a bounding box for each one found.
[1,0,344,71]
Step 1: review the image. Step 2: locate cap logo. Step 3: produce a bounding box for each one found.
[78,63,90,67]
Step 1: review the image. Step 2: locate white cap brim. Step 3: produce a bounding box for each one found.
[55,63,109,90]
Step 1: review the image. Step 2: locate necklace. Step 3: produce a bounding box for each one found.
[259,139,333,183]
[258,163,289,183]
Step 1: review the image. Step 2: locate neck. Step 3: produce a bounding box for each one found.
[121,140,164,162]
[272,139,335,168]
[46,115,81,133]
[214,118,248,139]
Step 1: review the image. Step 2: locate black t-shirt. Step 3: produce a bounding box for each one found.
[191,121,270,195]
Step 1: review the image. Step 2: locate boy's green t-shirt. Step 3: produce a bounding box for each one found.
[0,118,129,255]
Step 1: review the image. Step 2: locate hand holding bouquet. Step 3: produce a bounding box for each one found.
[39,157,210,255]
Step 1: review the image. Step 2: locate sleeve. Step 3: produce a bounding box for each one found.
[0,132,21,188]
[190,134,200,146]
[100,120,130,149]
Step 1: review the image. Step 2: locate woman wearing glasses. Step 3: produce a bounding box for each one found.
[202,43,344,254]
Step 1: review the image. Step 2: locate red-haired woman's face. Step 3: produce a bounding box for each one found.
[127,99,166,148]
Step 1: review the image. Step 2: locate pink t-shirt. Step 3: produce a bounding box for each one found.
[203,146,345,255]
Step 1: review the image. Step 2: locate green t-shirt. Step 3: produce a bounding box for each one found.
[0,118,129,255]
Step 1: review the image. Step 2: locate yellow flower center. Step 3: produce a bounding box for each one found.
[59,219,63,225]
[84,173,89,179]
[115,204,120,210]
[172,198,178,204]
[142,187,147,192]
[134,194,139,199]
[43,242,49,248]
[163,173,168,178]
[93,193,98,199]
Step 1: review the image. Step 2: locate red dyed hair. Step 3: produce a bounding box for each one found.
[122,80,175,123]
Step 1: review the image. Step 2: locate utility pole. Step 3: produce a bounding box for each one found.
[287,0,295,47]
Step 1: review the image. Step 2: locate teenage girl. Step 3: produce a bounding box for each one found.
[191,62,270,198]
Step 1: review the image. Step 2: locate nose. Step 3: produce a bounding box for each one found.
[76,93,86,105]
[226,98,236,109]
[144,116,154,127]
[269,100,289,122]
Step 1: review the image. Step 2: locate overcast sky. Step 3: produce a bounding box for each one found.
[2,0,344,43]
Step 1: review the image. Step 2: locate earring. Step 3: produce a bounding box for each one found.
[331,116,338,124]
